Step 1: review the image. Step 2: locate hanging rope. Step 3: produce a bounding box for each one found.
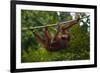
[22,15,90,30]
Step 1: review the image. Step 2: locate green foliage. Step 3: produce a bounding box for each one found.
[21,47,89,62]
[21,10,90,62]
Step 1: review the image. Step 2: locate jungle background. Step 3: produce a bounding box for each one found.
[21,10,90,63]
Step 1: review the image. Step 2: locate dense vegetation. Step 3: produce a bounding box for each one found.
[21,10,90,63]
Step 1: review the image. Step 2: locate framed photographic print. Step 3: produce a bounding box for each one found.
[10,0,97,72]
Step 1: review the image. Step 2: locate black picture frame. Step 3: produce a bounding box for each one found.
[10,0,97,73]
